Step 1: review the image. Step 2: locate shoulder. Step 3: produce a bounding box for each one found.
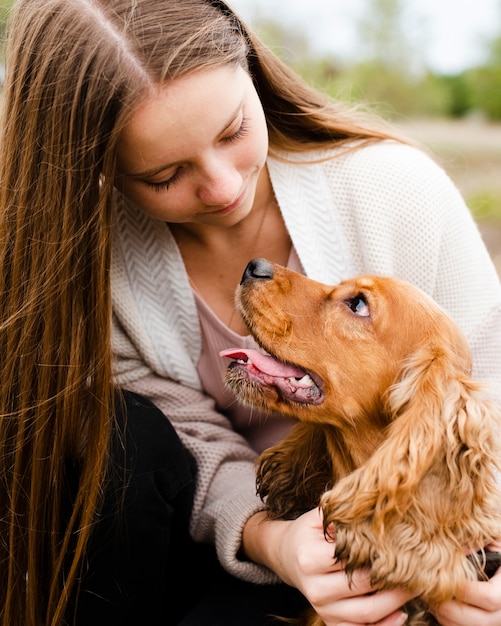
[332,141,453,184]
[270,140,467,233]
[323,141,466,221]
[271,141,459,198]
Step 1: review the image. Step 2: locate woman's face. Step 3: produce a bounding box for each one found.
[115,64,269,227]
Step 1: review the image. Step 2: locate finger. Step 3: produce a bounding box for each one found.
[431,600,484,626]
[431,575,501,626]
[374,611,409,626]
[319,588,414,626]
[300,569,373,612]
[455,569,501,607]
[336,609,408,626]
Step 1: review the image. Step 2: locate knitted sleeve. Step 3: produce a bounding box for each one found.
[112,314,279,584]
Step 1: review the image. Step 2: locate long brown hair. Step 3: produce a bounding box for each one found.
[0,1,401,624]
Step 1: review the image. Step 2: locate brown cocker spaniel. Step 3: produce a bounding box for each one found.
[221,258,501,626]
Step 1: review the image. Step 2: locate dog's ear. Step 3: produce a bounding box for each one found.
[256,422,333,520]
[385,347,499,512]
[321,345,501,537]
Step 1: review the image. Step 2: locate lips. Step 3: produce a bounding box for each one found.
[219,348,324,405]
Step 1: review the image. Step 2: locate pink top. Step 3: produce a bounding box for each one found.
[193,248,304,453]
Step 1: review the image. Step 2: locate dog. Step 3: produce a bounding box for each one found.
[220,258,501,626]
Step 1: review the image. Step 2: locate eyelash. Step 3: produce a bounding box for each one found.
[222,116,249,143]
[146,170,183,192]
[146,116,250,192]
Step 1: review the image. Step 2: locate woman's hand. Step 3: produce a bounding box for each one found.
[432,538,501,626]
[243,507,413,626]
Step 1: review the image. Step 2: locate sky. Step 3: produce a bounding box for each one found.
[227,0,501,74]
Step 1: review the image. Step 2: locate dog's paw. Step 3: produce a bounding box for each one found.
[332,521,376,575]
[320,477,380,526]
[333,520,480,605]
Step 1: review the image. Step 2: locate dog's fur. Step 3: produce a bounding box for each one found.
[221,258,501,626]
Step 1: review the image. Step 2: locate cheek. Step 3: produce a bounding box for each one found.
[115,183,186,221]
[245,105,269,167]
[236,128,268,172]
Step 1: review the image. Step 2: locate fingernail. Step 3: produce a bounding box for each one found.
[394,613,408,626]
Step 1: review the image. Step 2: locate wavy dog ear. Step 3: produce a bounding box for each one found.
[385,347,500,513]
[322,345,501,536]
[256,422,333,520]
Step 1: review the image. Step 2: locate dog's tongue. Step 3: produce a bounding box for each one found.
[219,348,305,378]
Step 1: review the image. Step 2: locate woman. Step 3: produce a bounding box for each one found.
[0,0,500,625]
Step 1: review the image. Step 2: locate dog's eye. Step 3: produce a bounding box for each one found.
[347,294,370,317]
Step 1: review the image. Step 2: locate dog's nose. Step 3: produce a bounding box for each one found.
[241,258,274,284]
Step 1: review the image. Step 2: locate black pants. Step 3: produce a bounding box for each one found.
[67,390,309,625]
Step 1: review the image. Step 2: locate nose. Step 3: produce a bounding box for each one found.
[198,160,242,206]
[241,258,274,284]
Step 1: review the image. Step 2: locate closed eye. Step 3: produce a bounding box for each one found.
[346,293,370,317]
[221,115,249,143]
[145,168,183,192]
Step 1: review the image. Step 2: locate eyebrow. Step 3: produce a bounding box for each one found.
[123,101,244,179]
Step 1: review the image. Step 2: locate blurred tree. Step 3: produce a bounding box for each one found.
[355,0,414,71]
[467,32,501,120]
[318,0,447,118]
[0,0,12,41]
[435,74,473,118]
[250,0,501,122]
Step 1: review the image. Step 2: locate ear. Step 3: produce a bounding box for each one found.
[386,346,501,513]
[322,346,501,534]
[256,422,333,520]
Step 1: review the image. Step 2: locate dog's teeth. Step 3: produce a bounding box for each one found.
[237,358,250,364]
[291,374,314,387]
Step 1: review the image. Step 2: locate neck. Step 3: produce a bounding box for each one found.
[324,421,387,479]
